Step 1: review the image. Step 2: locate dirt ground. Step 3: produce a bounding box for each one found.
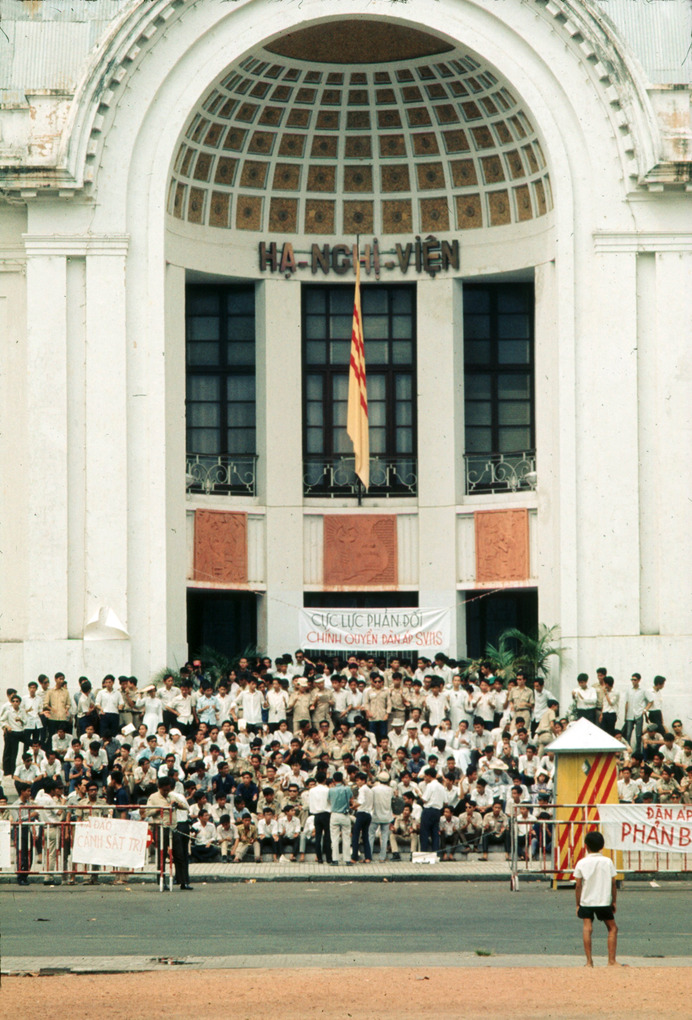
[3,966,691,1020]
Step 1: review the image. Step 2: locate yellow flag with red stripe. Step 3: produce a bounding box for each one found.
[347,257,369,489]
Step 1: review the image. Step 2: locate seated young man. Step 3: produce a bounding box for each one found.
[190,808,220,862]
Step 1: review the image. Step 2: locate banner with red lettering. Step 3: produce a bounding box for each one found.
[299,607,451,653]
[599,803,692,854]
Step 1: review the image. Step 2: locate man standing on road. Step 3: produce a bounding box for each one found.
[573,830,621,967]
[147,776,192,890]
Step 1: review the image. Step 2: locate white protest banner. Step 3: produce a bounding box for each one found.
[599,803,692,854]
[0,820,11,868]
[299,607,451,654]
[72,817,148,868]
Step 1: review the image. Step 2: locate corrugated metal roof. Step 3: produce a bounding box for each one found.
[594,0,692,84]
[0,0,128,96]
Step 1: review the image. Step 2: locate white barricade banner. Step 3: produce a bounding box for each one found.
[72,817,148,868]
[299,607,451,653]
[599,803,692,854]
[0,820,11,868]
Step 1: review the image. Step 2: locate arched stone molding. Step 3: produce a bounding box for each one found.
[60,0,659,200]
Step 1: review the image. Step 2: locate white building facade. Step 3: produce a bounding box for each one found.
[0,0,691,724]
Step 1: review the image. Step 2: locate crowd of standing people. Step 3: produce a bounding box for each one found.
[1,653,689,887]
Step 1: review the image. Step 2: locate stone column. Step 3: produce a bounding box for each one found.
[256,280,304,656]
[416,277,462,654]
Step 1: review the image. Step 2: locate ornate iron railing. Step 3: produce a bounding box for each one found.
[465,451,536,494]
[304,455,417,498]
[186,454,257,496]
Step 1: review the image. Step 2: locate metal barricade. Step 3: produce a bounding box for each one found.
[509,804,692,890]
[2,803,175,890]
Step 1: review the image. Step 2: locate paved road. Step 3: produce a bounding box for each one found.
[2,881,690,960]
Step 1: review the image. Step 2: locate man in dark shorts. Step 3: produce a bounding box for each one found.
[573,830,621,966]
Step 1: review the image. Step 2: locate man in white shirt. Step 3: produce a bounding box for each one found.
[94,675,122,740]
[350,772,373,863]
[368,772,394,863]
[623,674,650,753]
[572,674,598,724]
[419,767,445,852]
[234,679,263,734]
[190,808,220,862]
[425,681,450,728]
[573,830,619,966]
[308,772,332,864]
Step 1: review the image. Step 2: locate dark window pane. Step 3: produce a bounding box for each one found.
[465,402,492,426]
[463,289,489,313]
[363,315,389,340]
[188,342,219,366]
[396,427,413,453]
[467,373,491,399]
[227,315,255,340]
[227,342,255,366]
[305,290,326,314]
[227,289,254,315]
[228,404,255,427]
[227,428,255,454]
[361,289,388,314]
[187,293,218,315]
[188,428,219,454]
[306,341,327,364]
[307,427,323,454]
[306,402,324,426]
[333,428,350,453]
[332,375,349,401]
[367,375,386,400]
[392,340,413,364]
[227,376,255,401]
[498,314,530,339]
[396,403,413,427]
[188,316,219,341]
[392,316,412,340]
[305,316,327,340]
[365,340,388,363]
[498,374,530,399]
[370,427,386,453]
[395,374,412,400]
[188,403,220,427]
[498,340,529,364]
[464,314,491,339]
[306,375,322,401]
[497,290,527,313]
[329,290,352,314]
[498,401,531,426]
[498,426,531,451]
[330,340,351,365]
[188,376,220,401]
[465,340,490,365]
[391,288,413,313]
[465,427,492,453]
[330,314,352,339]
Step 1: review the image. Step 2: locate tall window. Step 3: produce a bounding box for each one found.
[303,284,416,496]
[186,285,256,494]
[463,283,535,492]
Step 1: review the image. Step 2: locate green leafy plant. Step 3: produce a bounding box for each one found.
[502,624,567,679]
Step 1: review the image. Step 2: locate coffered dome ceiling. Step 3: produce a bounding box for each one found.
[168,21,552,236]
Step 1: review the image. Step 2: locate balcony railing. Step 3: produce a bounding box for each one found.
[186,454,257,496]
[465,451,537,494]
[304,455,417,498]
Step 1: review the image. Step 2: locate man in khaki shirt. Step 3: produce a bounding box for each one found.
[232,814,261,862]
[43,673,73,738]
[363,675,391,743]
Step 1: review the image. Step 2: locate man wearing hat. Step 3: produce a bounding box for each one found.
[368,771,394,862]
